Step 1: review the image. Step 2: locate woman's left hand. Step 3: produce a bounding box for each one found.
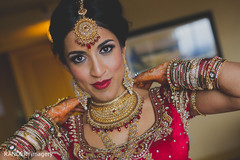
[134,61,169,89]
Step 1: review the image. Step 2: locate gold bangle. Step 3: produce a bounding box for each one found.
[206,57,218,90]
[191,91,205,116]
[167,58,178,91]
[216,61,226,89]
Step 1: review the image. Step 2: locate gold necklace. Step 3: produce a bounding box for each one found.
[87,90,143,131]
[91,90,127,106]
[97,118,139,158]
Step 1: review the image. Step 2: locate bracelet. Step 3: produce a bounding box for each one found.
[0,110,60,159]
[0,96,69,160]
[167,58,178,91]
[191,92,205,116]
[216,60,226,89]
[167,56,226,91]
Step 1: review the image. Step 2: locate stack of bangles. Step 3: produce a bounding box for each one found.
[167,56,226,91]
[0,110,60,159]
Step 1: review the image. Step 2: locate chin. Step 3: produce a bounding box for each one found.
[90,84,123,102]
[91,96,109,103]
[90,89,119,103]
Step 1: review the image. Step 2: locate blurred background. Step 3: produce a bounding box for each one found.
[0,0,239,159]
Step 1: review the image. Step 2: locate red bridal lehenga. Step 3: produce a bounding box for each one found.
[46,86,192,160]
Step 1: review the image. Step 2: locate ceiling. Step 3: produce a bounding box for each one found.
[0,0,59,53]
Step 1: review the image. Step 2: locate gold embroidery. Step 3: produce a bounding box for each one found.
[155,112,173,142]
[143,152,154,160]
[73,143,81,158]
[48,133,70,159]
[72,87,174,159]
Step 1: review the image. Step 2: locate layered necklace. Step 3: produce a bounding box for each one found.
[87,90,143,156]
[88,90,143,132]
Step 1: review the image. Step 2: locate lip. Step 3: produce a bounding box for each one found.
[92,79,112,90]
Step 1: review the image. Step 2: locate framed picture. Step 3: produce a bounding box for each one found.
[126,11,222,75]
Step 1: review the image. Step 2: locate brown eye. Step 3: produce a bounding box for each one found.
[100,45,115,54]
[70,55,86,64]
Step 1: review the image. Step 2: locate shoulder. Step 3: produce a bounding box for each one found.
[134,87,149,99]
[134,87,152,110]
[134,86,171,106]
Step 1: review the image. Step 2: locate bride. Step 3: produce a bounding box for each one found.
[1,0,240,159]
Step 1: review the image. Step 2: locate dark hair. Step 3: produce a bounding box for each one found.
[49,0,129,64]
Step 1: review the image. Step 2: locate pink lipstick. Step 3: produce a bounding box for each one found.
[92,79,112,90]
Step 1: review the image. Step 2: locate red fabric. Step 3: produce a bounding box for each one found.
[149,101,190,160]
[45,87,192,160]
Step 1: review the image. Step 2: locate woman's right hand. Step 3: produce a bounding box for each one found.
[47,98,85,125]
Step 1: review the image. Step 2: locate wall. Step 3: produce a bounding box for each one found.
[120,0,240,159]
[121,0,240,61]
[9,41,74,118]
[0,54,25,143]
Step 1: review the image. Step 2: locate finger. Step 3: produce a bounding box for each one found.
[48,98,79,118]
[134,81,145,88]
[75,103,85,109]
[134,68,158,83]
[156,73,168,84]
[72,107,86,112]
[134,81,152,89]
[143,82,152,90]
[61,98,80,112]
[134,72,149,83]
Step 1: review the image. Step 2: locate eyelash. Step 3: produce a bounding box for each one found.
[69,44,115,64]
[70,55,86,64]
[100,44,115,55]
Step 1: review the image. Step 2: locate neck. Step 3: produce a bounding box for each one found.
[87,90,143,131]
[91,89,128,106]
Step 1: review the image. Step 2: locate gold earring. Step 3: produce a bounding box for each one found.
[73,81,90,110]
[123,59,134,95]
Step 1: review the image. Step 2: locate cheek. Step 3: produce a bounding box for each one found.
[108,52,124,73]
[69,65,89,83]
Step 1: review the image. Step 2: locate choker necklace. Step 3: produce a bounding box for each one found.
[87,90,143,132]
[91,89,128,106]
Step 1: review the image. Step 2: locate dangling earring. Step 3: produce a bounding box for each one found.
[73,81,90,110]
[123,59,134,95]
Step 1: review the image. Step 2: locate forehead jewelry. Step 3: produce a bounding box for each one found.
[74,0,100,49]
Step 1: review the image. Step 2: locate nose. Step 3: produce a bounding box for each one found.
[90,57,106,78]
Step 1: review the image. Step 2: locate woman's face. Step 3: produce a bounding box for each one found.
[64,27,126,102]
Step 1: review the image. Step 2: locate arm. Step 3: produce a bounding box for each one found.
[134,58,240,116]
[192,61,240,116]
[0,98,84,160]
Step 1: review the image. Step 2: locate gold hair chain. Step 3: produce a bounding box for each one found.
[74,0,100,49]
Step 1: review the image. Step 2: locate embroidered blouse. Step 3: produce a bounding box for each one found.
[45,86,192,160]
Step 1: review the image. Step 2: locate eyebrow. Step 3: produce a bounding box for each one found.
[97,39,114,49]
[67,50,85,57]
[67,39,114,57]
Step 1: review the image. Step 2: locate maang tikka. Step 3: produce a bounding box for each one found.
[73,81,90,110]
[123,59,134,95]
[74,0,100,49]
